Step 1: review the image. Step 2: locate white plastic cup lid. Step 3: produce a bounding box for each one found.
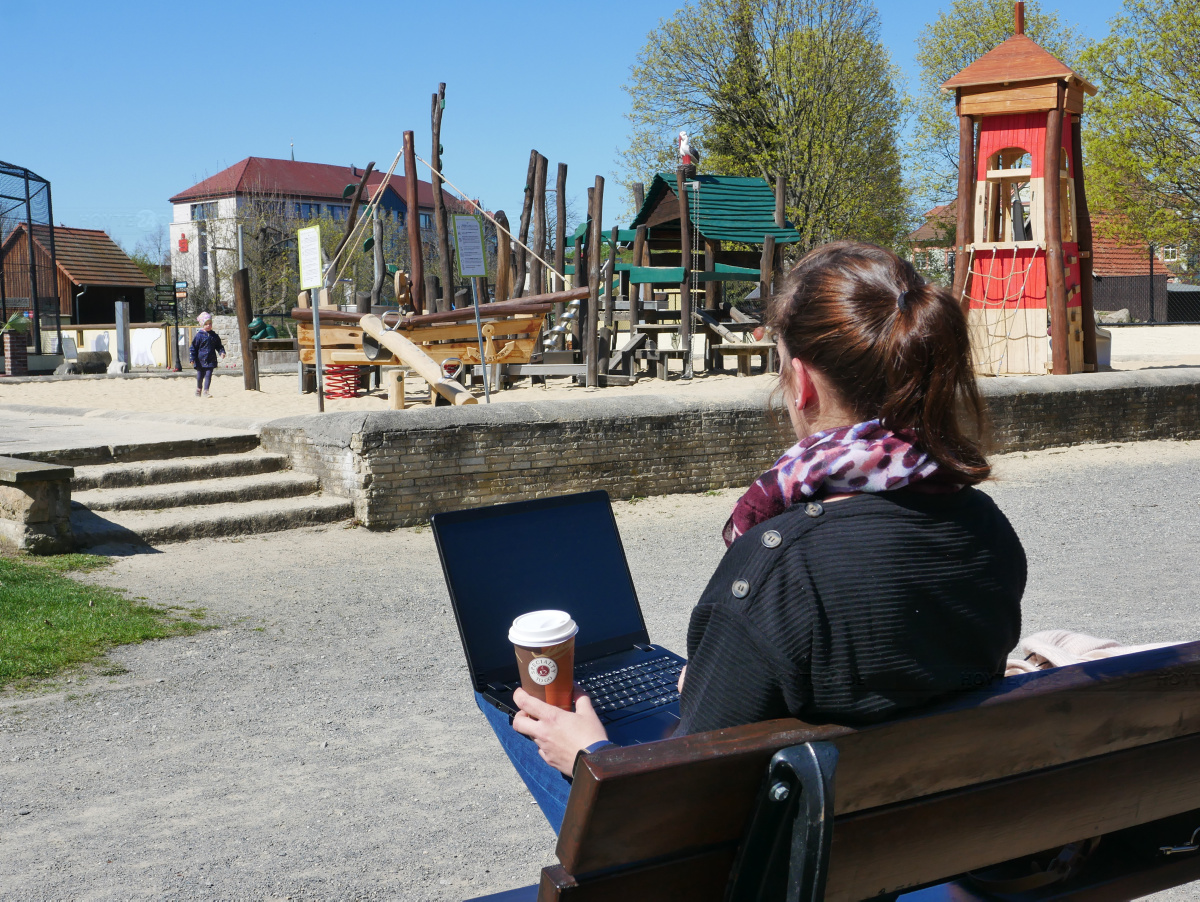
[509,610,578,647]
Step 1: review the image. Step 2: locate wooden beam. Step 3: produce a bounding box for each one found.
[774,175,785,228]
[677,169,693,379]
[1072,115,1098,371]
[431,83,454,313]
[1045,87,1071,375]
[952,113,976,314]
[402,131,424,314]
[704,238,721,313]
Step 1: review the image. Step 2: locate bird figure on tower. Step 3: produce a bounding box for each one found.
[678,131,699,168]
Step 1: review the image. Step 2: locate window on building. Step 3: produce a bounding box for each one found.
[1161,246,1179,262]
[191,202,218,222]
[420,212,433,230]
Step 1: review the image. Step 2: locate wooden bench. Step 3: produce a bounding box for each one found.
[469,641,1200,901]
[696,309,776,376]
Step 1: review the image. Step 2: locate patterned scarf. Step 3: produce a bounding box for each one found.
[722,419,957,547]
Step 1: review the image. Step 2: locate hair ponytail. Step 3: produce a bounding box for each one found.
[769,242,990,484]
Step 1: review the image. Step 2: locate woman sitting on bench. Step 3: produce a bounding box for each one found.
[508,241,1026,828]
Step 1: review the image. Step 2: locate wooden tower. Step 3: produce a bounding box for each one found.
[944,2,1098,375]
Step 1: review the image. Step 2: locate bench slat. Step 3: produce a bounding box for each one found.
[556,642,1200,877]
[827,731,1200,900]
[539,848,736,901]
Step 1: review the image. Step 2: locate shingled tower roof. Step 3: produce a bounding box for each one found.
[941,2,1096,95]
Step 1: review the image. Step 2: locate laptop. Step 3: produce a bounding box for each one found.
[432,490,685,745]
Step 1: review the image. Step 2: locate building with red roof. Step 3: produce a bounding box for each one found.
[168,157,463,303]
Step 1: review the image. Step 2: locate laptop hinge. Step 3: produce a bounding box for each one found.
[486,681,517,693]
[634,643,653,652]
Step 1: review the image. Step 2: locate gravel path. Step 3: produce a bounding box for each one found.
[2,440,1199,900]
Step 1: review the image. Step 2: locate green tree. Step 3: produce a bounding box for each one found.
[909,0,1087,212]
[1080,0,1200,252]
[621,0,910,252]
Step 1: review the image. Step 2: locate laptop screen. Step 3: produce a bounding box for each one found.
[432,491,649,686]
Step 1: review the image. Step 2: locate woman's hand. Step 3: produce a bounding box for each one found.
[512,686,608,775]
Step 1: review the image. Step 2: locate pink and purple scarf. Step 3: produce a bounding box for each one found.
[722,419,958,547]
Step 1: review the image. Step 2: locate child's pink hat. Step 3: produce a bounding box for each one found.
[197,312,212,324]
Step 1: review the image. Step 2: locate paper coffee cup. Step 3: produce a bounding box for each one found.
[510,610,578,710]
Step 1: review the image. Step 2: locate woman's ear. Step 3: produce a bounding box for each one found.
[791,357,815,411]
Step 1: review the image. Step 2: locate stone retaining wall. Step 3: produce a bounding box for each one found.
[260,369,1200,529]
[0,456,74,554]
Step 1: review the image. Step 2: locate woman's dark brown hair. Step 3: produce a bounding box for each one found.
[768,240,990,484]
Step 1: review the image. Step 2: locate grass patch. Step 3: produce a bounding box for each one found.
[0,553,210,690]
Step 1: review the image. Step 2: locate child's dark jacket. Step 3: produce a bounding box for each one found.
[190,330,225,368]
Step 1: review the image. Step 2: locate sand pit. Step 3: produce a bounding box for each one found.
[0,369,778,420]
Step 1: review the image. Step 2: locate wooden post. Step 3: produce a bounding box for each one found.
[385,368,406,410]
[1044,87,1070,375]
[676,168,693,379]
[952,113,976,314]
[233,267,256,391]
[631,225,647,339]
[513,150,537,298]
[704,238,721,312]
[1072,115,1097,371]
[599,226,618,375]
[631,182,646,317]
[553,162,568,350]
[402,131,424,314]
[774,175,785,227]
[367,210,383,312]
[531,154,548,298]
[572,235,586,351]
[494,210,512,301]
[431,84,455,314]
[424,272,438,316]
[586,178,604,387]
[759,235,776,305]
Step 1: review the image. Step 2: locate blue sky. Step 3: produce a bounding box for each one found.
[3,0,1125,253]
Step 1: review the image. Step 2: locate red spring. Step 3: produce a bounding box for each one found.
[324,364,360,399]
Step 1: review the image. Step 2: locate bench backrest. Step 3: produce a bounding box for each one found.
[539,641,1200,901]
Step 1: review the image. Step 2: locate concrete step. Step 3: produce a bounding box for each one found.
[72,450,288,491]
[30,433,261,468]
[71,494,353,548]
[72,471,320,512]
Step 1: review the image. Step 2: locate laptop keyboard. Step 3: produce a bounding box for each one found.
[577,656,684,722]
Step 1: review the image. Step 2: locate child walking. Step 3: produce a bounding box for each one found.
[189,312,225,397]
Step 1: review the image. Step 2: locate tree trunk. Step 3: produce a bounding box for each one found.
[587,177,604,387]
[553,162,568,349]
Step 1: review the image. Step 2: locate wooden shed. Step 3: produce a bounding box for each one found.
[0,223,153,324]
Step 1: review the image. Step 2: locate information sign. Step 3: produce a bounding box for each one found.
[452,214,488,278]
[297,225,324,290]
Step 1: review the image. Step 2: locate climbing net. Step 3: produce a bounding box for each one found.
[958,244,1043,375]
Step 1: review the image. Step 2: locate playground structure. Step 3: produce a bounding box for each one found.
[946,1,1099,376]
[0,161,61,363]
[281,91,803,407]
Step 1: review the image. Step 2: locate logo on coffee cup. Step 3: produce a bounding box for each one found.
[529,656,558,686]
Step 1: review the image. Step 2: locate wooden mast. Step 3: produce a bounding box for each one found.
[676,168,693,379]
